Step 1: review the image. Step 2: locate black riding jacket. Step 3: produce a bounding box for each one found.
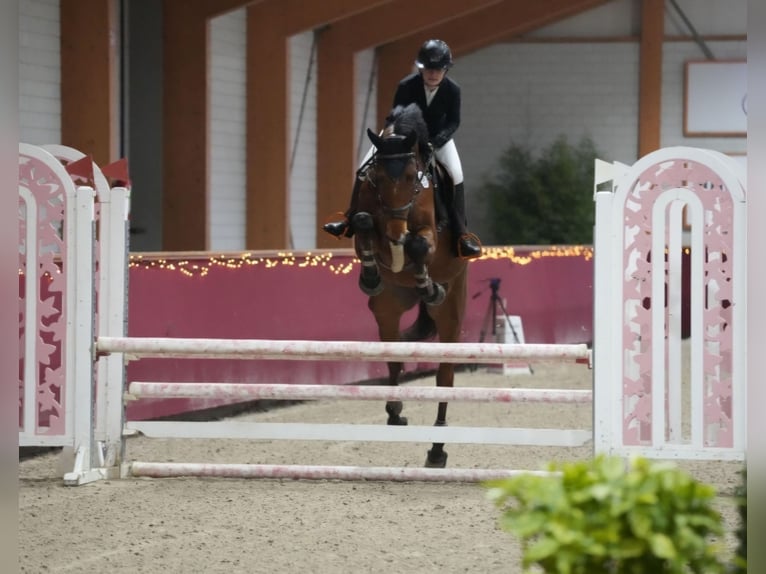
[392,73,461,150]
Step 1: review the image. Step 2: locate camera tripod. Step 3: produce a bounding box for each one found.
[471,278,532,373]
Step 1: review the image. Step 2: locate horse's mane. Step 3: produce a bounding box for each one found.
[384,104,431,160]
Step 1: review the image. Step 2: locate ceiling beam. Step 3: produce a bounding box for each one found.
[162,0,209,250]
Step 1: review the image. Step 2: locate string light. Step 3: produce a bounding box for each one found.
[128,246,594,279]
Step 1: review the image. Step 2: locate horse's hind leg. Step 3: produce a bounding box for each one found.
[385,361,407,426]
[425,269,468,469]
[369,291,413,426]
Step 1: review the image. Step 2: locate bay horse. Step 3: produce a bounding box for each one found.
[352,103,468,468]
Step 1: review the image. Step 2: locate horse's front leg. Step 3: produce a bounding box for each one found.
[353,212,383,296]
[405,232,445,306]
[425,363,454,468]
[384,361,407,425]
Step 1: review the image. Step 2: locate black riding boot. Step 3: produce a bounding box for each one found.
[323,178,362,238]
[451,183,482,259]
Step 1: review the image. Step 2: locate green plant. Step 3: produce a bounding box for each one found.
[485,455,726,574]
[477,135,599,245]
[732,466,746,573]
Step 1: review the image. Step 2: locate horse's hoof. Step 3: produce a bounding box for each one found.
[423,283,446,306]
[359,275,384,296]
[424,450,448,468]
[387,416,408,426]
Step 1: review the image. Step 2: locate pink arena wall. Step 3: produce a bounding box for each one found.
[125,246,595,420]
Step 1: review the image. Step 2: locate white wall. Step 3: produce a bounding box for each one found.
[209,10,247,252]
[19,0,60,146]
[289,31,318,251]
[355,49,378,164]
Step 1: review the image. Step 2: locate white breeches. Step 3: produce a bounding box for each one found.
[433,139,463,185]
[360,138,463,185]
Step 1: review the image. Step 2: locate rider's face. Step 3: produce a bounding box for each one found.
[421,67,447,89]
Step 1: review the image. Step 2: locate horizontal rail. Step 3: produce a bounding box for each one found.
[129,462,558,482]
[127,382,593,403]
[99,336,591,363]
[126,420,592,447]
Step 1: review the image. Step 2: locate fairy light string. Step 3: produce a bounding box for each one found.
[127,246,598,279]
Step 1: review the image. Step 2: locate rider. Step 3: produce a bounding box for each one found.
[323,39,482,259]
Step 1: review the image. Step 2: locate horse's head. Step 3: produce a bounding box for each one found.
[363,104,433,272]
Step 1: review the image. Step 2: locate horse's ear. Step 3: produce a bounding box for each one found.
[367,128,383,148]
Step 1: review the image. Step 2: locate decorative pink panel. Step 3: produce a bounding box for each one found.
[18,154,69,436]
[621,159,734,447]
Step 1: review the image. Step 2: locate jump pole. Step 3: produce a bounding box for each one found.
[99,336,591,363]
[127,382,592,404]
[129,462,558,482]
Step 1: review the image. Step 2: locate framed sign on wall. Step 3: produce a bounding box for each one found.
[684,60,746,137]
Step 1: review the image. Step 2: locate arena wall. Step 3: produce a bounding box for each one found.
[125,246,595,419]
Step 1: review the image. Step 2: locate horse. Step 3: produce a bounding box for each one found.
[352,103,469,468]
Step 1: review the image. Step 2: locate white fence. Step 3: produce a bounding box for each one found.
[17,144,747,485]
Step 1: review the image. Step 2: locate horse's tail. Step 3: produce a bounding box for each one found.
[400,301,436,342]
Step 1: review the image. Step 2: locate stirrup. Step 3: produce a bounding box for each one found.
[457,232,483,260]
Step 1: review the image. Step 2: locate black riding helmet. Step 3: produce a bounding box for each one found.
[415,39,453,71]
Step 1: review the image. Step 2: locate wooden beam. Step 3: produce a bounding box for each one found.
[282,0,395,35]
[246,3,290,249]
[638,0,663,157]
[203,0,391,23]
[376,42,420,127]
[315,31,356,250]
[162,1,209,250]
[434,0,611,55]
[60,0,118,166]
[330,0,501,52]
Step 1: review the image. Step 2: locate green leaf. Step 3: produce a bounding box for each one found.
[649,533,677,559]
[525,536,560,562]
[627,509,652,538]
[505,511,548,537]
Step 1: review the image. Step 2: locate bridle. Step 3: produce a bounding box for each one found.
[363,145,428,221]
